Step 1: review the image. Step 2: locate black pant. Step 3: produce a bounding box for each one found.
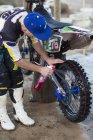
[0,46,23,96]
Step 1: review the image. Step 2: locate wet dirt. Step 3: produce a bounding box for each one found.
[0,98,89,140]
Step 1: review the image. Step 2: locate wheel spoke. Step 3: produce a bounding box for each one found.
[56,67,81,114]
[69,94,80,113]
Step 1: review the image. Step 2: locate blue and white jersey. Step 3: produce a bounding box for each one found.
[0,8,38,62]
[0,8,28,42]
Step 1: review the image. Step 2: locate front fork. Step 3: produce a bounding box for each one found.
[51,72,79,102]
[51,73,66,101]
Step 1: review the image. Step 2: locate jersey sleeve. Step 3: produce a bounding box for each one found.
[3,41,22,62]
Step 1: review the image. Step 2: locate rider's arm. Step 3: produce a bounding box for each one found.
[15,59,53,76]
[3,41,53,76]
[15,58,41,73]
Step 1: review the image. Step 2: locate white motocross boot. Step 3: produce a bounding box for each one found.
[9,87,35,126]
[0,94,15,130]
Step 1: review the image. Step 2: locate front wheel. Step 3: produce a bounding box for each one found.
[54,60,92,122]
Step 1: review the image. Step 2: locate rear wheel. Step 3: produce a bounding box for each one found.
[55,60,92,122]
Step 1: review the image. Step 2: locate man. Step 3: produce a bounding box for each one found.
[0,8,63,130]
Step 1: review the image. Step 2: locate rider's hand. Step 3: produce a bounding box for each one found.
[46,57,64,66]
[40,66,54,77]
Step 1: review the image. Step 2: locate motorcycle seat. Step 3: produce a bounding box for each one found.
[34,5,71,29]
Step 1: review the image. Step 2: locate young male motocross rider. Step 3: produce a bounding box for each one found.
[0,8,63,130]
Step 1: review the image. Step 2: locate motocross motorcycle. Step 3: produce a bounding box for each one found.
[19,0,93,122]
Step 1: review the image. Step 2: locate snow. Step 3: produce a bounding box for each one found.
[0,5,14,13]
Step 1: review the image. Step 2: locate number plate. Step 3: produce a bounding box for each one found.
[43,34,63,53]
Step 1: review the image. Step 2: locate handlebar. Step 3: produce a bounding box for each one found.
[25,0,46,12]
[25,0,45,3]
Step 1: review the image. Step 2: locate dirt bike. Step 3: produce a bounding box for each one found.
[19,0,93,122]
